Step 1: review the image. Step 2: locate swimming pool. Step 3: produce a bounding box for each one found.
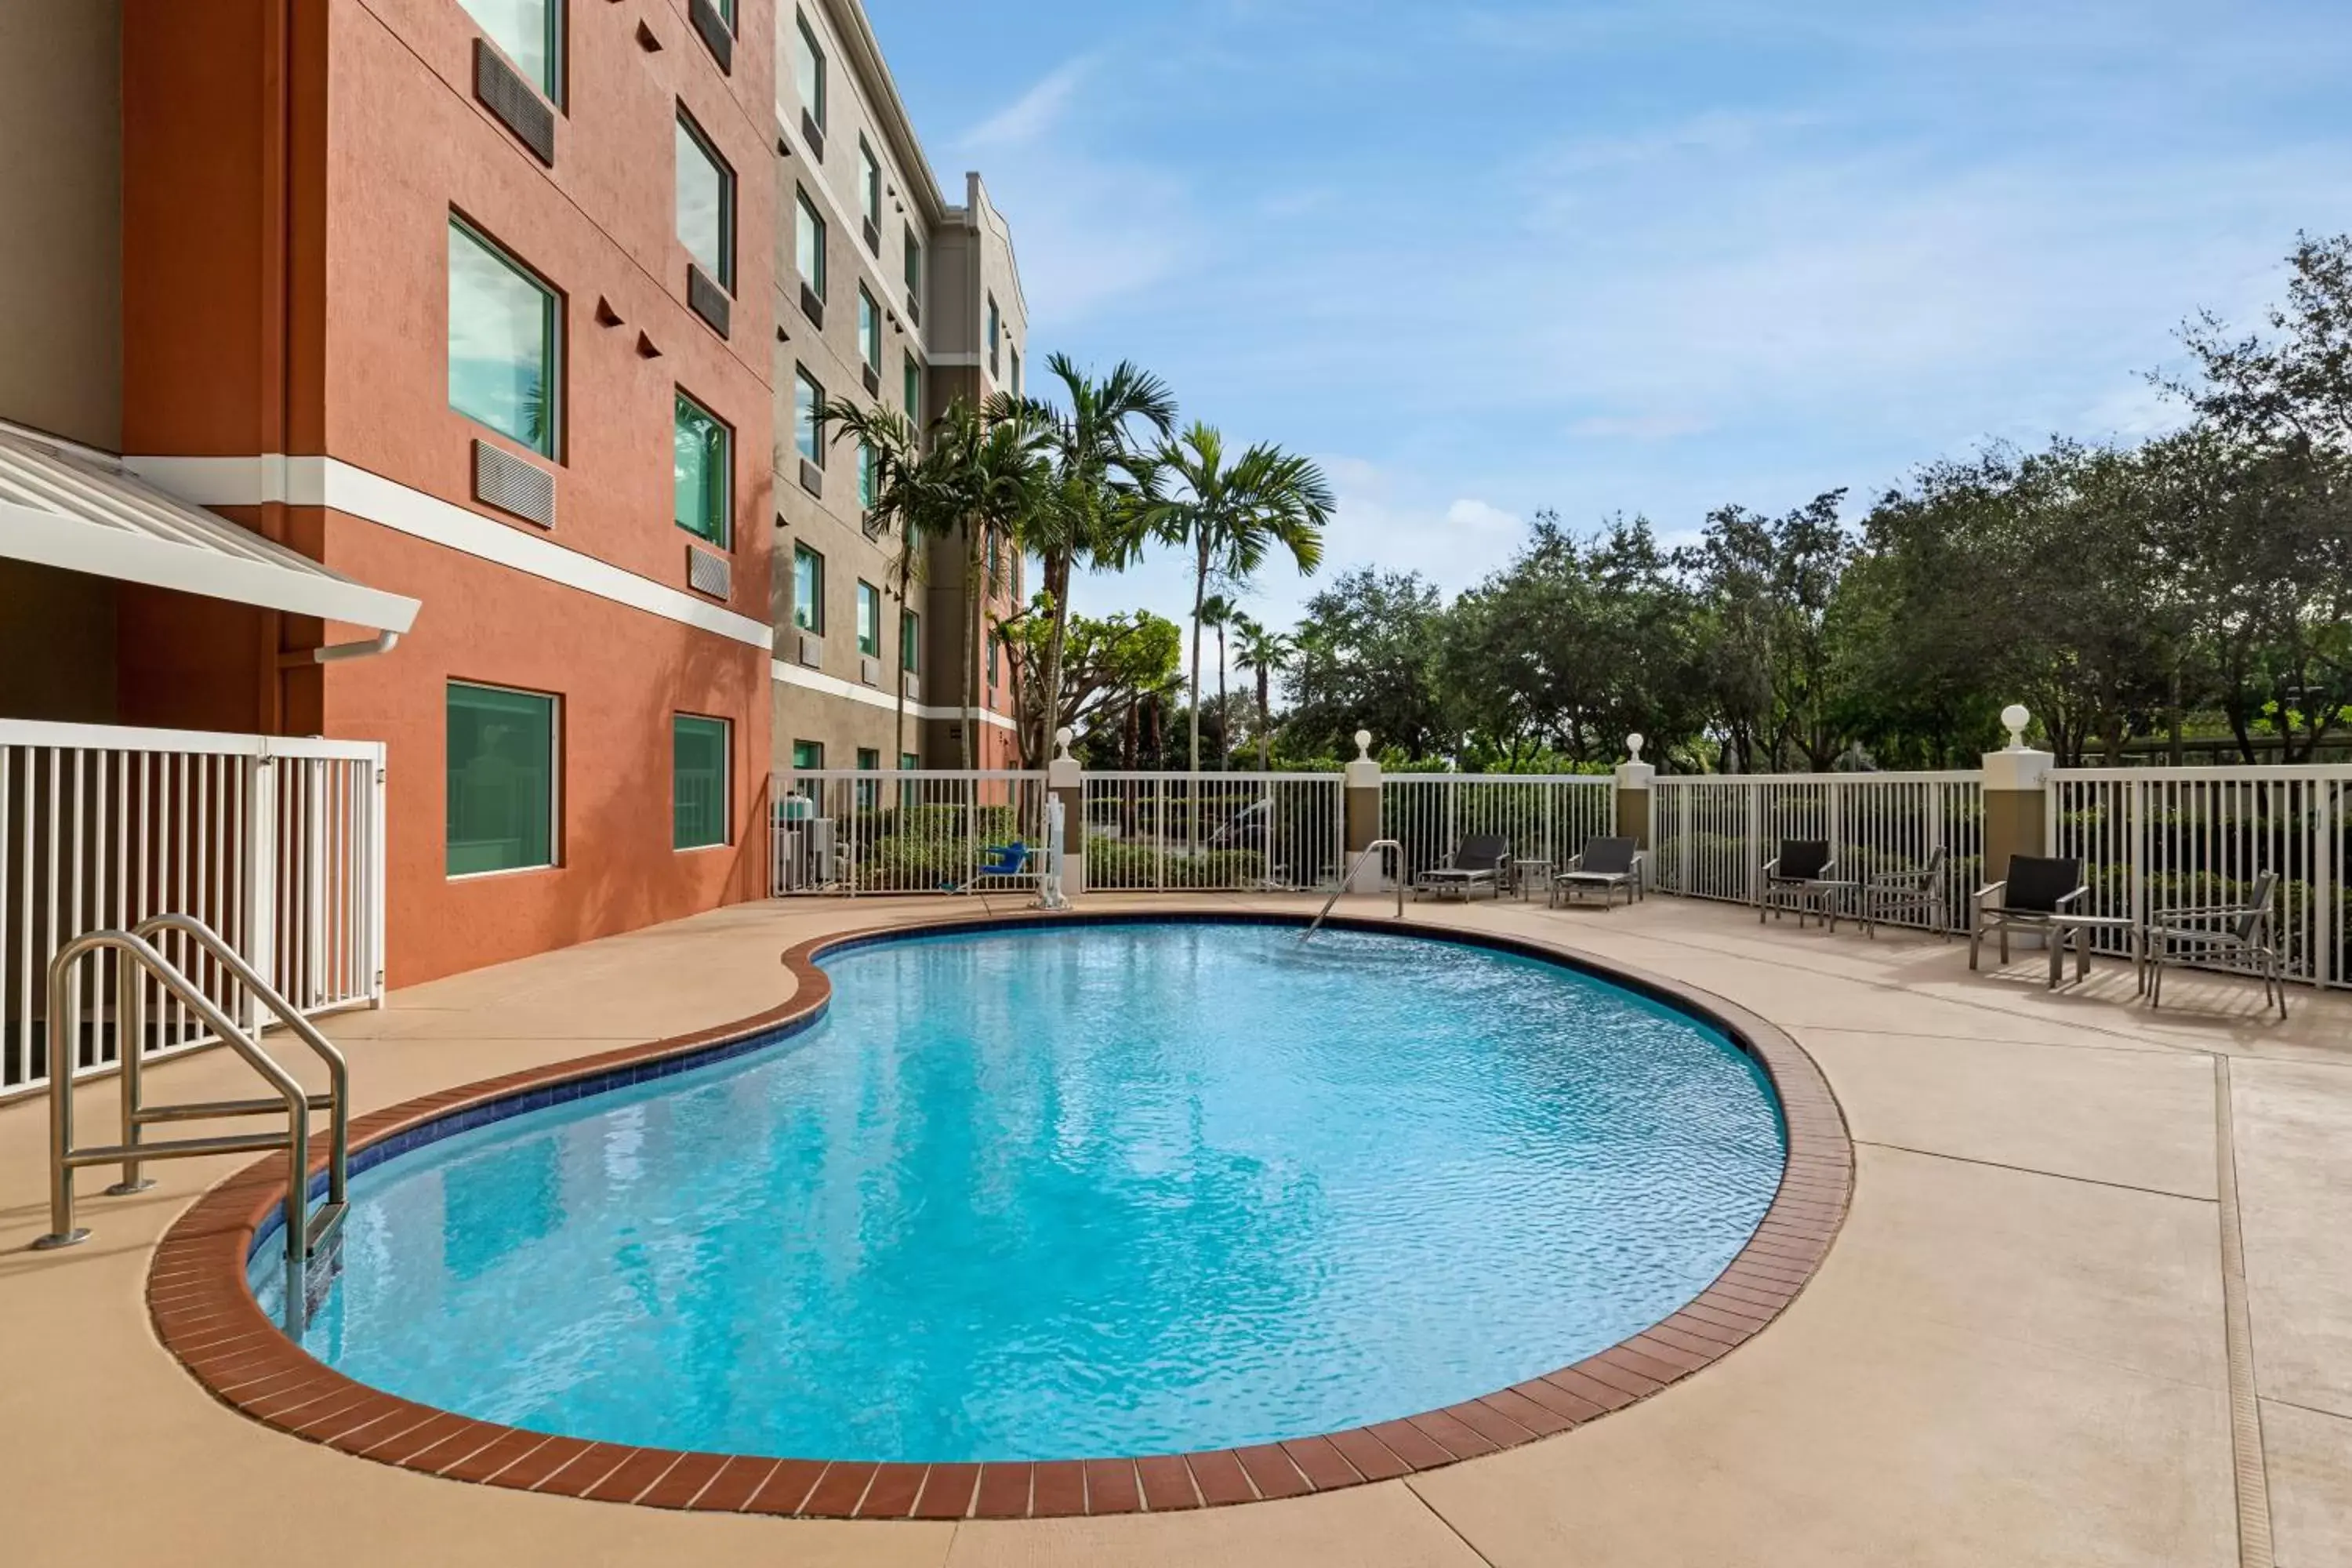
[256,919,1786,1465]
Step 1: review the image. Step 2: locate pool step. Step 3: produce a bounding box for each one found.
[303,1199,348,1258]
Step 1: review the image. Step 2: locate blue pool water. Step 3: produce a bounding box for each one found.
[263,921,1785,1461]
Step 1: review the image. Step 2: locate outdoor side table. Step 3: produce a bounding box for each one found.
[2045,913,2145,993]
[1809,879,1860,932]
[1512,858,1555,902]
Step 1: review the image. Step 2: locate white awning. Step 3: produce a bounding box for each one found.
[0,426,419,633]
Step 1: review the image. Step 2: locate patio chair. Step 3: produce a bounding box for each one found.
[1758,840,1842,928]
[1552,837,1646,911]
[1859,844,1951,939]
[1968,855,2086,970]
[951,840,1036,895]
[2147,870,2287,1018]
[1415,833,1508,902]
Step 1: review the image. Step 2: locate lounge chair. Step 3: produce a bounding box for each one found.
[1758,840,1842,927]
[1968,855,2086,970]
[1858,844,1950,938]
[1553,837,1645,910]
[953,840,1036,894]
[2147,870,2286,1017]
[1415,833,1508,902]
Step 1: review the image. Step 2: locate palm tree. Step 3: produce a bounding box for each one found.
[1145,423,1334,775]
[932,399,1052,768]
[1008,356,1175,755]
[1199,592,1236,768]
[814,397,941,765]
[1230,613,1292,771]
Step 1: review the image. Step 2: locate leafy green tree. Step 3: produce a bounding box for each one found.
[813,397,942,764]
[1230,613,1293,771]
[1286,568,1451,758]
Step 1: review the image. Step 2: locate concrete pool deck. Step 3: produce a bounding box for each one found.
[2,893,2347,1566]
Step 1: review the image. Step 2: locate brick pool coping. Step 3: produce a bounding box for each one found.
[146,909,1853,1521]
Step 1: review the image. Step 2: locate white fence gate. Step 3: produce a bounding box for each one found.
[1651,772,1985,931]
[2,720,386,1102]
[2049,766,2350,987]
[1380,774,1615,886]
[773,769,1049,895]
[1080,771,1345,892]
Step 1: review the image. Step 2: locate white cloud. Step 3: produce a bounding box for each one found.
[960,58,1092,152]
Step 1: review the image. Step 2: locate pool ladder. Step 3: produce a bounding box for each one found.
[34,913,350,1334]
[1302,839,1405,939]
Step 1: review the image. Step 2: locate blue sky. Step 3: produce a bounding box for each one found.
[870,0,2352,635]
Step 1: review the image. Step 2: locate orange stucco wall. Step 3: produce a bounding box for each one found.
[120,0,778,986]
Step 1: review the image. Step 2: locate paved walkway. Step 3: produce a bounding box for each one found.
[1,893,2346,1566]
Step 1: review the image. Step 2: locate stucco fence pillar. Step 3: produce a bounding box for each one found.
[1615,734,1655,883]
[1342,730,1387,891]
[1980,704,2054,933]
[1047,728,1085,898]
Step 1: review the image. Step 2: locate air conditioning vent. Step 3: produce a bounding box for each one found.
[688,0,732,72]
[797,631,824,668]
[901,672,920,702]
[859,655,883,688]
[862,363,881,397]
[799,282,824,328]
[473,440,556,528]
[861,217,880,255]
[800,111,826,163]
[473,40,555,165]
[688,265,731,338]
[685,543,731,600]
[798,459,823,498]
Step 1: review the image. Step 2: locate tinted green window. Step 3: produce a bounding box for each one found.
[858,141,880,226]
[856,581,881,656]
[448,220,558,456]
[795,193,826,297]
[899,608,918,670]
[446,682,555,876]
[672,391,729,546]
[1009,346,1022,399]
[902,354,921,423]
[459,0,559,99]
[858,287,880,369]
[676,112,734,289]
[792,739,824,770]
[900,751,919,771]
[794,13,826,127]
[795,368,823,463]
[986,296,1000,376]
[903,229,921,293]
[854,746,881,808]
[793,543,823,631]
[857,441,877,509]
[987,631,1000,686]
[672,715,729,850]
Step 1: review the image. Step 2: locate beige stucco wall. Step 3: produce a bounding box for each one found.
[0,0,122,450]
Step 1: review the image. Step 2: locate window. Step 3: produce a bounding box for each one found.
[899,608,919,671]
[856,441,877,510]
[795,192,826,299]
[459,0,561,100]
[903,228,922,295]
[986,295,1000,377]
[791,739,824,771]
[855,580,881,657]
[672,390,729,547]
[446,681,557,876]
[448,218,559,457]
[793,543,824,631]
[902,354,921,423]
[986,630,1000,688]
[675,111,734,290]
[858,140,880,229]
[713,0,735,24]
[793,368,824,465]
[672,715,729,850]
[857,286,880,372]
[855,746,881,808]
[900,752,918,771]
[794,11,826,129]
[1009,345,1022,399]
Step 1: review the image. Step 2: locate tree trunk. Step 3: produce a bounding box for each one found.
[1214,621,1228,771]
[1257,666,1272,771]
[1041,551,1072,757]
[960,523,983,770]
[1188,536,1207,776]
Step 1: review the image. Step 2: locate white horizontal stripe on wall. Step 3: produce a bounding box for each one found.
[770,658,1017,731]
[126,454,775,651]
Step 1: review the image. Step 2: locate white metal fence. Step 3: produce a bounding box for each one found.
[773,769,1048,895]
[1651,773,1985,930]
[1081,771,1345,892]
[2049,767,2350,986]
[1380,774,1616,886]
[2,720,386,1102]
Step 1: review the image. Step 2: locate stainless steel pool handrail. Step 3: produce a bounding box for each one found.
[33,918,349,1333]
[1303,839,1405,938]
